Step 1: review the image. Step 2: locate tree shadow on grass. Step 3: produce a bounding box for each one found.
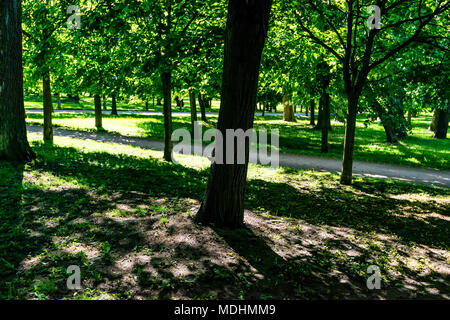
[1,142,448,299]
[246,173,449,250]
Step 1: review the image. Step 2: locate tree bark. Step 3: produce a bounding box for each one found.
[310,99,315,125]
[94,94,102,129]
[189,89,197,132]
[0,0,35,162]
[195,0,272,228]
[340,94,358,185]
[429,107,439,131]
[283,93,295,122]
[198,92,207,122]
[43,71,53,143]
[103,94,107,110]
[321,95,330,153]
[434,108,449,139]
[373,102,398,143]
[161,71,173,162]
[111,93,118,115]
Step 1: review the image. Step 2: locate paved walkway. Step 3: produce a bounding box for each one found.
[27,126,450,188]
[25,108,313,117]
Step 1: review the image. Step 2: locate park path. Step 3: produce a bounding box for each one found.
[27,126,450,188]
[25,108,312,117]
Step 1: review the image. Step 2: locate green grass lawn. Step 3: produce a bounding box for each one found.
[0,134,450,299]
[24,95,222,113]
[1,134,448,299]
[25,110,450,170]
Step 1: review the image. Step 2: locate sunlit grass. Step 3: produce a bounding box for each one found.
[26,110,450,170]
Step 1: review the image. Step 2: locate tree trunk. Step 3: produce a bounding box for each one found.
[103,94,107,110]
[94,94,102,129]
[314,102,323,130]
[434,108,449,139]
[406,109,412,126]
[373,102,398,143]
[57,93,62,109]
[283,93,295,122]
[262,103,266,117]
[310,99,315,125]
[429,107,439,131]
[111,93,118,115]
[189,89,197,132]
[0,0,35,162]
[195,0,272,228]
[43,71,53,143]
[321,95,330,153]
[340,94,358,185]
[161,71,173,162]
[198,92,207,122]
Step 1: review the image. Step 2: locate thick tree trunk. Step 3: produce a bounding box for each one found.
[429,107,439,131]
[373,102,398,143]
[195,0,272,228]
[314,102,331,130]
[198,92,207,122]
[283,93,295,122]
[0,0,35,162]
[340,94,358,185]
[43,71,53,143]
[310,99,315,125]
[161,72,173,162]
[189,89,197,131]
[94,94,102,129]
[434,108,449,139]
[111,93,118,115]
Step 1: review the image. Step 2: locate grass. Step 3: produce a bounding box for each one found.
[25,110,450,170]
[24,95,221,113]
[1,134,448,299]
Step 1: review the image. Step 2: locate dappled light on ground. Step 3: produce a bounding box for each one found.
[1,137,448,299]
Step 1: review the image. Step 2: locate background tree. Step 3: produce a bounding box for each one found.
[289,0,449,184]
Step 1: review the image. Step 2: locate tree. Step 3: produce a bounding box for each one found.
[129,0,216,162]
[195,0,273,228]
[23,0,75,144]
[290,0,449,184]
[0,0,35,162]
[434,103,449,139]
